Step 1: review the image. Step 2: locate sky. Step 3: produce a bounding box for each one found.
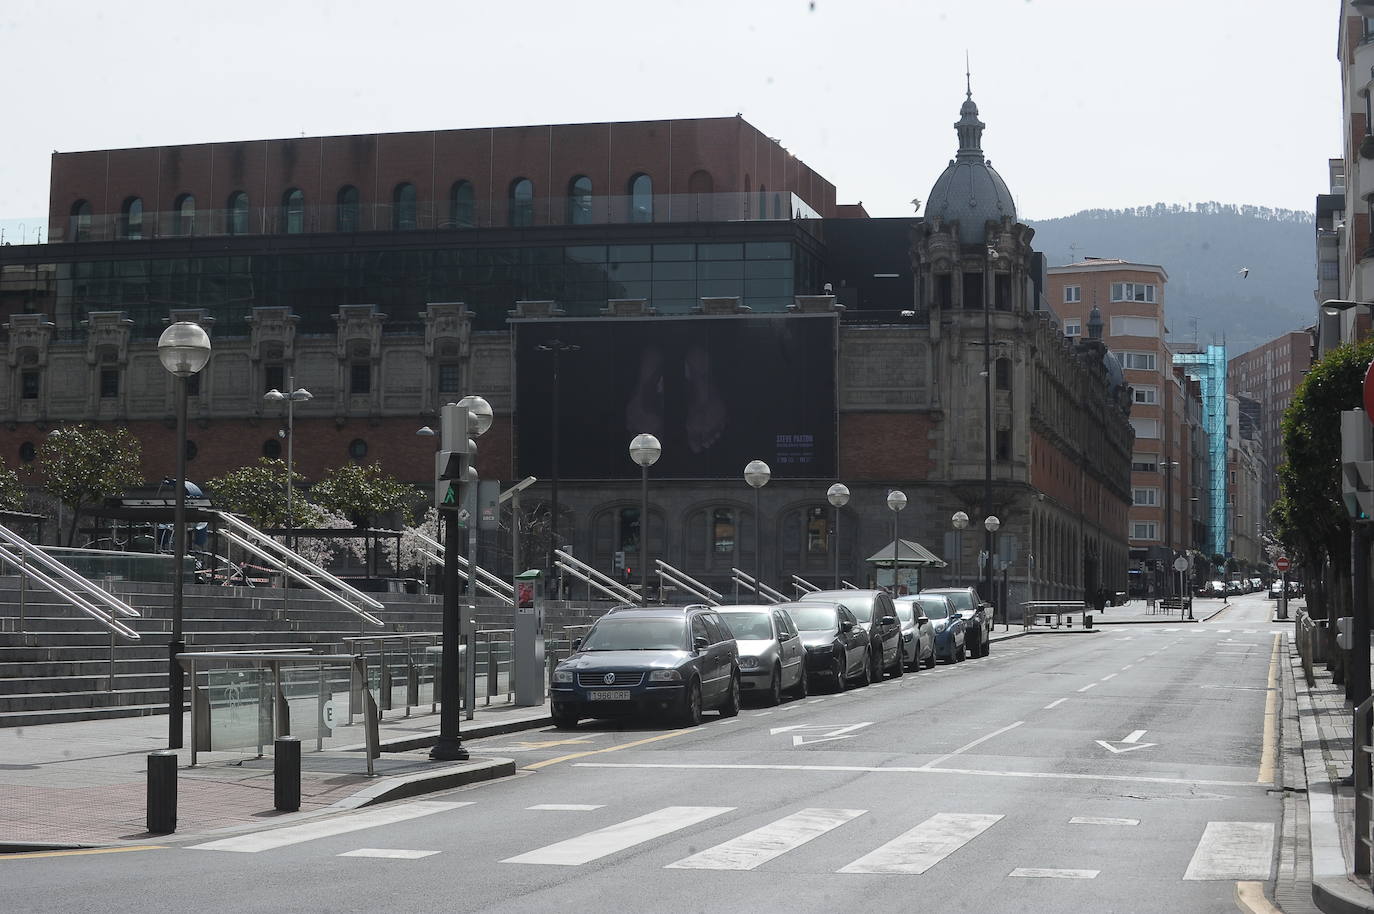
[0,0,1343,238]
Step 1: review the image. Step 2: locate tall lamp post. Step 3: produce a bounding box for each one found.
[827,483,850,588]
[951,511,969,586]
[984,514,1001,625]
[158,321,212,750]
[888,490,907,594]
[263,381,313,536]
[1160,459,1179,596]
[744,460,771,596]
[982,247,998,626]
[629,434,661,605]
[536,339,579,593]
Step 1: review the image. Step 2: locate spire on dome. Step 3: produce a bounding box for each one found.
[955,66,986,161]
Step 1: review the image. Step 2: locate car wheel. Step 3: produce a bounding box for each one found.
[765,666,783,707]
[924,646,936,669]
[832,656,847,693]
[956,642,966,662]
[982,634,991,657]
[790,664,809,699]
[857,653,872,687]
[888,645,904,678]
[679,679,703,727]
[720,673,741,718]
[869,649,882,683]
[966,633,979,659]
[551,708,580,730]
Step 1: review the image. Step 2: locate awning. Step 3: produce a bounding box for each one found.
[865,538,947,568]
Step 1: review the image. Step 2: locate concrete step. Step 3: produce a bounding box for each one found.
[0,701,185,728]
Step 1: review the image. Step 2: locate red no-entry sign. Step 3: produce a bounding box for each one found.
[1275,556,1292,573]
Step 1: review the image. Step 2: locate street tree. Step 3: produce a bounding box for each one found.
[206,458,322,530]
[310,462,416,528]
[37,425,144,545]
[0,457,26,513]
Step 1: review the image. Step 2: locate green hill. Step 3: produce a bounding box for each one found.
[1025,203,1315,355]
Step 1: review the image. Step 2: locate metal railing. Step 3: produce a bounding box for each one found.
[791,575,821,597]
[0,523,142,641]
[556,549,640,604]
[731,568,786,604]
[656,560,722,606]
[1355,691,1373,876]
[343,633,441,720]
[213,511,385,626]
[179,650,380,775]
[408,531,514,605]
[1020,601,1088,631]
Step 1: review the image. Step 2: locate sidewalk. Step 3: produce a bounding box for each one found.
[0,698,550,849]
[1285,623,1374,913]
[1012,596,1234,628]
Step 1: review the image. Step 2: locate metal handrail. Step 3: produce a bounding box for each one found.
[556,549,640,603]
[216,512,385,610]
[555,560,627,602]
[0,525,142,641]
[792,575,821,596]
[731,568,786,604]
[655,560,722,605]
[410,531,515,599]
[1356,692,1374,876]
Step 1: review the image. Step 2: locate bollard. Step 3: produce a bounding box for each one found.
[146,750,178,834]
[1085,614,1093,629]
[274,736,301,812]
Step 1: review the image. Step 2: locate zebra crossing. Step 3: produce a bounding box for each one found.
[186,800,1275,882]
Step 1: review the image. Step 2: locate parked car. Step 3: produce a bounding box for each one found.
[1268,580,1284,599]
[799,589,904,681]
[549,605,740,728]
[717,604,808,705]
[786,600,874,691]
[1200,579,1227,597]
[917,594,965,662]
[893,595,939,669]
[920,586,991,657]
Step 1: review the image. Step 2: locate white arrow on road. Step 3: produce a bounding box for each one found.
[769,722,874,746]
[1095,729,1156,754]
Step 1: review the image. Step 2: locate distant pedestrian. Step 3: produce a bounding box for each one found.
[1093,587,1108,615]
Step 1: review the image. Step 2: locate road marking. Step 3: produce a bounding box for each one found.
[573,762,1262,789]
[189,801,471,853]
[923,721,1024,769]
[807,698,827,703]
[1069,816,1139,826]
[1183,822,1275,880]
[1259,635,1280,784]
[770,722,874,746]
[527,804,604,811]
[1124,730,1147,743]
[502,806,733,866]
[1096,728,1156,753]
[1043,698,1067,710]
[523,729,688,771]
[1010,867,1098,879]
[0,845,165,860]
[666,808,865,870]
[838,813,1002,874]
[1077,683,1098,692]
[339,848,439,859]
[1121,664,1134,670]
[753,711,775,717]
[1100,673,1117,681]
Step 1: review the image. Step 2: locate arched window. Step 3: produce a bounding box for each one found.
[567,176,593,225]
[226,191,249,235]
[393,183,417,230]
[120,197,143,240]
[281,189,304,234]
[173,194,196,236]
[70,200,91,242]
[336,185,359,232]
[628,174,653,223]
[509,178,534,227]
[448,180,474,228]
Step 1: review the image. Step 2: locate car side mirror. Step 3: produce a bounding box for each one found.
[572,638,582,651]
[840,620,853,631]
[779,631,793,641]
[880,615,896,626]
[693,636,710,651]
[917,616,929,625]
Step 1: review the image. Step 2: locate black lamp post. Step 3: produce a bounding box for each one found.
[744,460,771,596]
[536,340,579,594]
[887,490,907,593]
[827,483,850,588]
[629,434,662,605]
[157,321,212,750]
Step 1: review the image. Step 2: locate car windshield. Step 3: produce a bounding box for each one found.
[721,611,773,640]
[894,602,914,623]
[916,598,950,619]
[581,618,685,651]
[789,605,840,632]
[929,590,974,612]
[831,597,873,622]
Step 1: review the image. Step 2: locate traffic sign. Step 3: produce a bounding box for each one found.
[1275,556,1291,573]
[1172,556,1189,573]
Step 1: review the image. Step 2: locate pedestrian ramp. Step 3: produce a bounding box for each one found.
[186,800,1275,882]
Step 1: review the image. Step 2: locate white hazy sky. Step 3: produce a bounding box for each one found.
[0,0,1342,231]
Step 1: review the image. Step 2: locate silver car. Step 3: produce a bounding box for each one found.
[893,596,937,670]
[717,604,809,706]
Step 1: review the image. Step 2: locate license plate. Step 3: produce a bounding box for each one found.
[588,690,631,701]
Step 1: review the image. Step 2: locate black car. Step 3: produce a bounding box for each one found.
[799,589,903,681]
[920,586,992,658]
[549,605,740,728]
[785,601,874,691]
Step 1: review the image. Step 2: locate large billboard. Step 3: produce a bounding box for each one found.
[514,313,837,480]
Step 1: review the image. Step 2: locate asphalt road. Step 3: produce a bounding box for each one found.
[5,594,1289,914]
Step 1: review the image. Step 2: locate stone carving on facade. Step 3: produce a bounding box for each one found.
[422,302,472,360]
[335,304,387,416]
[247,307,298,363]
[5,314,55,369]
[81,312,133,366]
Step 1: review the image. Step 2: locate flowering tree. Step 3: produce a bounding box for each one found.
[38,425,143,545]
[206,458,322,530]
[310,462,417,528]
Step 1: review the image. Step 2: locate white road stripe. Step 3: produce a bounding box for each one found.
[188,801,472,853]
[923,721,1024,769]
[527,804,604,811]
[839,813,1002,874]
[1043,698,1067,710]
[1010,867,1098,879]
[1100,673,1117,681]
[1077,683,1098,692]
[502,806,733,866]
[338,848,439,859]
[666,808,865,870]
[1069,816,1139,826]
[1183,822,1275,880]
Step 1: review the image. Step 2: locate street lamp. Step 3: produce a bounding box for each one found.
[744,460,771,596]
[984,514,1001,625]
[535,339,580,591]
[888,490,907,594]
[827,483,850,587]
[157,321,211,750]
[263,382,313,535]
[629,434,661,605]
[1161,460,1179,597]
[951,511,969,586]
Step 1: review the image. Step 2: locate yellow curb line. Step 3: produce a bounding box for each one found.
[1234,880,1282,913]
[522,729,689,771]
[1,845,166,861]
[1258,634,1280,784]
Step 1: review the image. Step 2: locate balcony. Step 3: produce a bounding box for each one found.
[48,192,823,244]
